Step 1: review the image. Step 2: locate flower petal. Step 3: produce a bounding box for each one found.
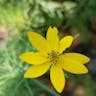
[19,52,49,65]
[24,62,51,78]
[60,56,88,74]
[47,26,59,51]
[62,53,90,64]
[50,64,65,93]
[59,36,73,53]
[28,32,50,53]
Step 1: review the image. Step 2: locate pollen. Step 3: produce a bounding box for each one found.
[48,50,59,64]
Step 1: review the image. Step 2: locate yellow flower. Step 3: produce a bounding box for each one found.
[19,27,90,93]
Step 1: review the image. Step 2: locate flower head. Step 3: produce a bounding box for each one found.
[19,27,90,93]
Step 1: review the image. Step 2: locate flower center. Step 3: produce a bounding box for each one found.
[48,50,59,64]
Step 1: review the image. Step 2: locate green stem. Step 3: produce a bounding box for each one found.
[13,79,24,96]
[31,79,61,96]
[24,79,34,96]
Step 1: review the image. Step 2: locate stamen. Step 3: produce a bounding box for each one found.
[47,50,59,64]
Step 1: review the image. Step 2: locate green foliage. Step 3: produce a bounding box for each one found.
[67,0,96,43]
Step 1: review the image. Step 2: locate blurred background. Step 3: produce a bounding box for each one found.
[0,0,96,96]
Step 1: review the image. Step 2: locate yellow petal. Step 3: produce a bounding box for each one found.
[19,52,48,65]
[47,26,59,51]
[28,32,50,53]
[60,56,88,74]
[24,62,51,78]
[50,64,65,93]
[59,36,73,53]
[62,53,90,64]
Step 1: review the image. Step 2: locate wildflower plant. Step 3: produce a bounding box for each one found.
[19,27,90,93]
[0,0,96,95]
